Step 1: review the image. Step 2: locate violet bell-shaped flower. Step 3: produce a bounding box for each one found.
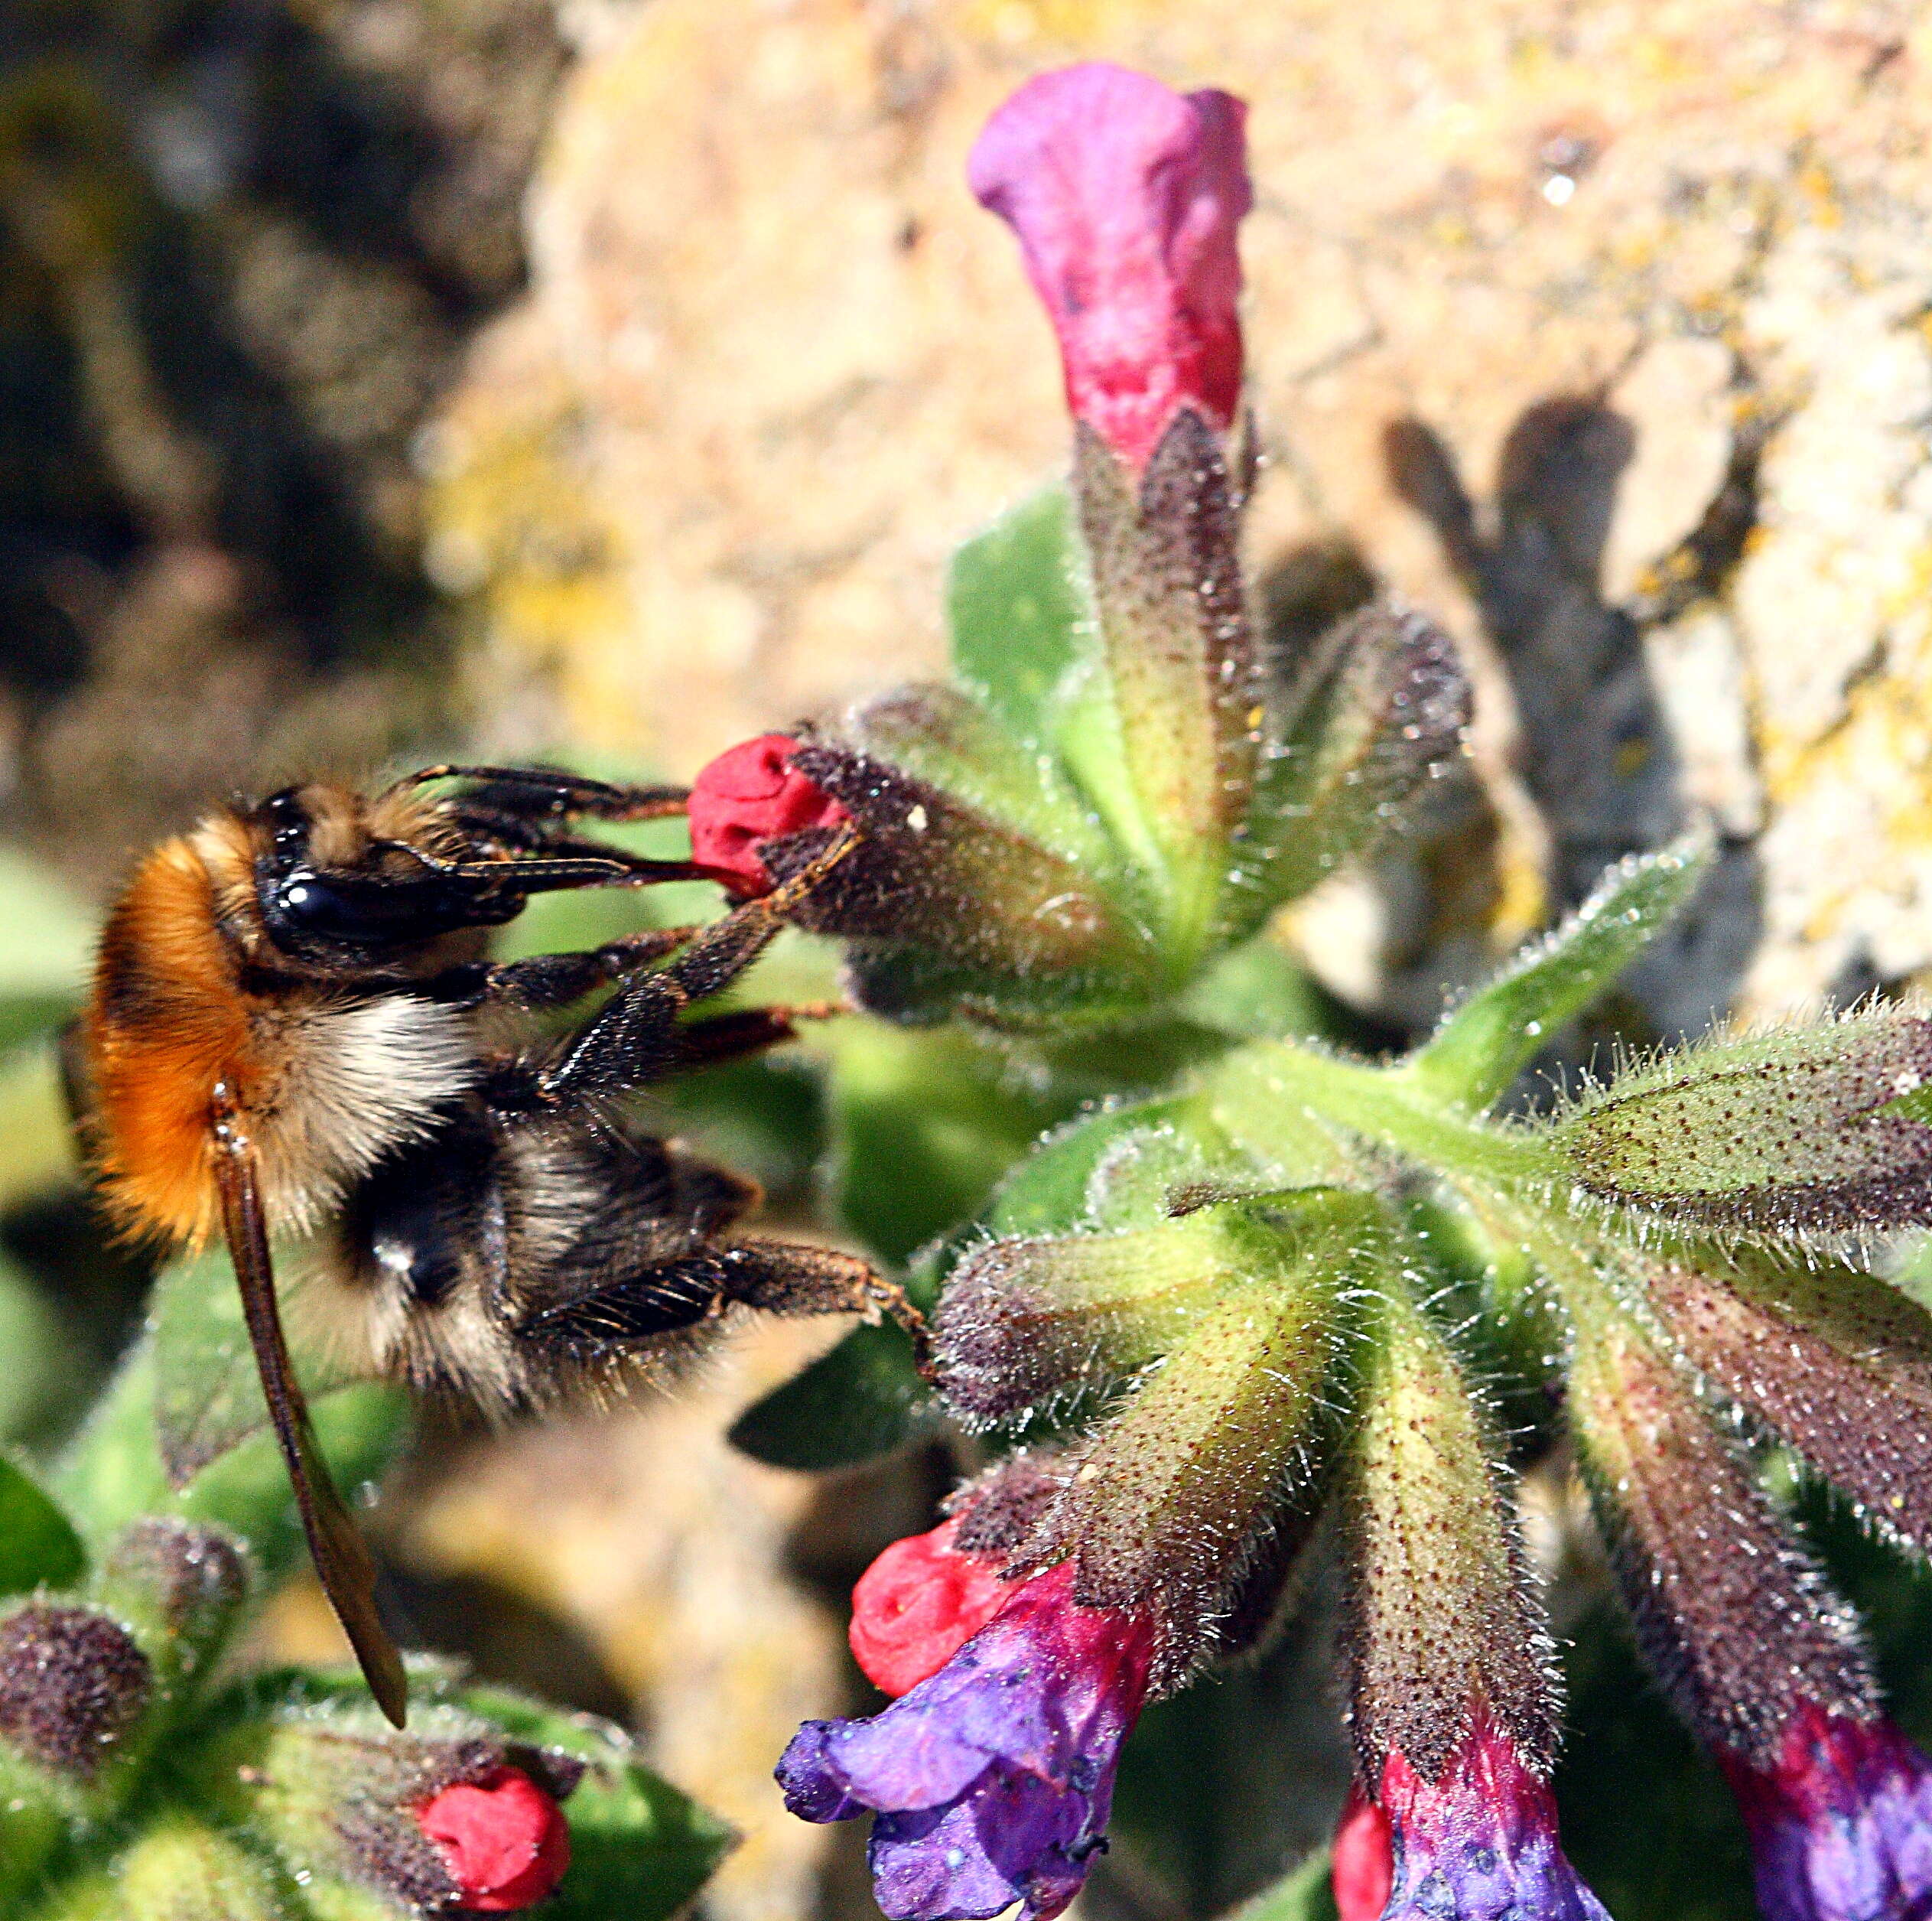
[1376,1711,1612,1921]
[1719,1705,1932,1921]
[968,62,1251,471]
[776,1558,1154,1921]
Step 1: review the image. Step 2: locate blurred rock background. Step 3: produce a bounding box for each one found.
[7,2,1932,1918]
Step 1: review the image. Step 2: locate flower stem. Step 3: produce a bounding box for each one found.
[1203,1039,1561,1189]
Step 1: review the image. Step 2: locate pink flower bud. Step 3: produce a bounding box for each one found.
[969,63,1251,470]
[415,1765,571,1913]
[1332,1783,1395,1921]
[848,1517,1012,1698]
[687,734,850,897]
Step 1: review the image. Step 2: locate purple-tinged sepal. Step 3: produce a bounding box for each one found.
[1340,1268,1560,1792]
[1568,1304,1878,1771]
[1639,1248,1932,1556]
[1377,1709,1612,1921]
[1569,1293,1932,1916]
[1072,410,1261,957]
[0,1602,151,1786]
[969,1190,1365,1688]
[934,1193,1342,1425]
[190,1682,585,1914]
[1235,603,1470,942]
[1551,1009,1932,1240]
[743,736,1159,1025]
[777,1558,1153,1920]
[1335,1254,1609,1912]
[1721,1705,1932,1921]
[1563,1286,1932,1921]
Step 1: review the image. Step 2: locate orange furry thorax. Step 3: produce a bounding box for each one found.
[83,827,263,1248]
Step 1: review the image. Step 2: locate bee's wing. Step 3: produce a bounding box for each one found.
[210,1112,409,1727]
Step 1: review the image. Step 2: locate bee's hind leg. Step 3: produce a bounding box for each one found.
[717,1242,931,1369]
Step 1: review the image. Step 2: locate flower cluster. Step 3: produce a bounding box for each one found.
[0,1390,730,1921]
[685,57,1932,1921]
[0,1516,580,1917]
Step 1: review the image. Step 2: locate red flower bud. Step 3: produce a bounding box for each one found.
[687,734,850,897]
[847,1516,1011,1698]
[415,1765,571,1913]
[969,62,1251,470]
[1332,1783,1394,1921]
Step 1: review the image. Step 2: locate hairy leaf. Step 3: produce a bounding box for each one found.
[726,1320,941,1471]
[1553,1011,1932,1239]
[151,1248,365,1489]
[1410,829,1713,1109]
[948,483,1091,747]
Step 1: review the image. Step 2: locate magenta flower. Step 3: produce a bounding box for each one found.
[1720,1705,1932,1921]
[1376,1713,1611,1921]
[847,1517,1013,1701]
[776,1559,1154,1920]
[968,62,1251,471]
[1332,1783,1394,1921]
[687,734,850,897]
[414,1765,571,1913]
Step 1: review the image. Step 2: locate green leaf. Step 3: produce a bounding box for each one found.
[824,1021,1078,1265]
[1179,938,1355,1045]
[1222,1848,1338,1921]
[0,1454,85,1596]
[727,1320,942,1470]
[456,1685,737,1921]
[947,484,1091,745]
[55,1337,408,1577]
[1409,829,1714,1109]
[151,1247,365,1489]
[986,1094,1215,1236]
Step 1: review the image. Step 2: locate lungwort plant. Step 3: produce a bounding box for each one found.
[8,52,1932,1921]
[695,61,1932,1921]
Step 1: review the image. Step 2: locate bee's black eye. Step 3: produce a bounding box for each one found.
[273,873,406,946]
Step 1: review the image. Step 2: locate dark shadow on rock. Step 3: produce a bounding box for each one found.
[1384,394,1765,1047]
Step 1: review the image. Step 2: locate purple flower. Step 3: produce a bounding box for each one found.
[776,1560,1154,1921]
[1377,1712,1611,1921]
[968,63,1251,471]
[1720,1705,1932,1921]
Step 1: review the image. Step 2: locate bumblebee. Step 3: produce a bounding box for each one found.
[70,764,905,1725]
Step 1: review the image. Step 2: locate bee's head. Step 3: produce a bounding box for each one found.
[249,785,525,969]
